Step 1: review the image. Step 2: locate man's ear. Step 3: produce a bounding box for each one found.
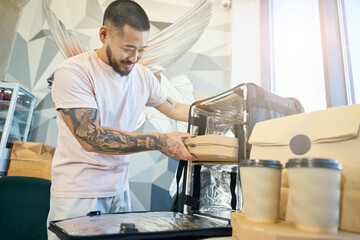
[99,26,108,43]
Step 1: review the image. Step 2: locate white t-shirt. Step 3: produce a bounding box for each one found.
[51,50,167,198]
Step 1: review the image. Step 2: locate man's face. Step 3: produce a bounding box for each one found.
[105,25,149,76]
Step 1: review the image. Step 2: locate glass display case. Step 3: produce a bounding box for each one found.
[0,82,36,176]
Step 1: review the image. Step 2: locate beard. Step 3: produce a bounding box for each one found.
[106,46,135,76]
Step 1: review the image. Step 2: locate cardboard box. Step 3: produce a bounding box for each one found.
[184,135,238,162]
[248,105,360,233]
[7,141,55,180]
[10,141,55,161]
[231,212,360,240]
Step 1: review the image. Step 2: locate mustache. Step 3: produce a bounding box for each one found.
[121,60,134,64]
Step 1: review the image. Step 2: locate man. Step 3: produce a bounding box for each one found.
[47,1,196,239]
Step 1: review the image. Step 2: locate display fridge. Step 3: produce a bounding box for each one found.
[0,82,36,176]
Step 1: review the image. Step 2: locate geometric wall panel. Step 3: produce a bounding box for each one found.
[191,54,223,71]
[7,33,31,90]
[35,92,55,111]
[151,184,175,211]
[33,38,59,87]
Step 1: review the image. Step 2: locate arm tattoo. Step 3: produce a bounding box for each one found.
[61,108,159,153]
[166,98,173,106]
[155,134,181,158]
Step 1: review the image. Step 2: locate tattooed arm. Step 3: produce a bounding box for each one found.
[155,96,190,122]
[59,108,196,160]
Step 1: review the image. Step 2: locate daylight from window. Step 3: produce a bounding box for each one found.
[270,0,327,112]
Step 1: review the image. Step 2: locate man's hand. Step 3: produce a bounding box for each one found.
[155,132,197,161]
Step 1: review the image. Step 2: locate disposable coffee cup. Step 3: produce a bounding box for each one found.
[239,159,282,223]
[286,158,342,234]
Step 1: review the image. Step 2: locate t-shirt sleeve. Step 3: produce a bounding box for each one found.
[145,70,167,107]
[52,63,98,110]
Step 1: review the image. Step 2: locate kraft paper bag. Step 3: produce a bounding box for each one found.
[248,104,360,233]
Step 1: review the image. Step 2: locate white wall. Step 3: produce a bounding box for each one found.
[231,0,261,87]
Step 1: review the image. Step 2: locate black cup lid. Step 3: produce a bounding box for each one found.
[285,158,342,170]
[239,159,283,169]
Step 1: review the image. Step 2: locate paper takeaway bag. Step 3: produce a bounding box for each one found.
[248,104,360,233]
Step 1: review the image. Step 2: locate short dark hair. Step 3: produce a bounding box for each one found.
[103,0,150,34]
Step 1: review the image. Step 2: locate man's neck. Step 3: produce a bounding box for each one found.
[95,47,109,65]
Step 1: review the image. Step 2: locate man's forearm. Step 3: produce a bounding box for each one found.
[79,126,160,154]
[60,108,194,159]
[165,101,190,122]
[174,103,190,122]
[155,97,190,122]
[61,108,162,155]
[80,126,187,158]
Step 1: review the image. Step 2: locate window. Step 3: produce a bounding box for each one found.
[265,0,360,111]
[339,0,360,104]
[269,0,326,112]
